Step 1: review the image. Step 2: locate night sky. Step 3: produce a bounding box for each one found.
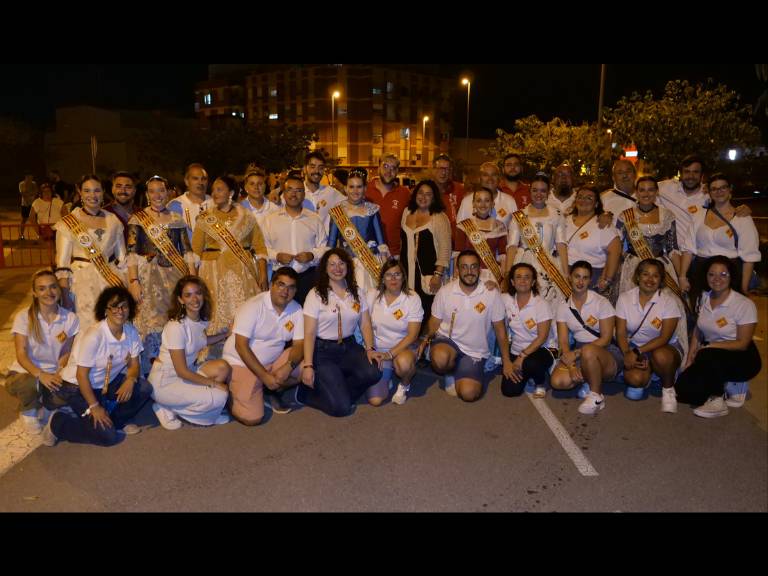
[2,64,764,141]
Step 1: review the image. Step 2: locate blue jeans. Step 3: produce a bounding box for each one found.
[297,336,382,417]
[42,375,152,446]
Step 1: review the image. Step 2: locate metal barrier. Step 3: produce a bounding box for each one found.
[0,223,56,268]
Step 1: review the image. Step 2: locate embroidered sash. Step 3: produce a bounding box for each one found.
[60,214,124,288]
[329,205,381,283]
[621,208,687,306]
[458,218,504,285]
[133,210,189,276]
[196,212,259,280]
[512,210,572,299]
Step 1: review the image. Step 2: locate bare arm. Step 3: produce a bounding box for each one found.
[706,323,756,352]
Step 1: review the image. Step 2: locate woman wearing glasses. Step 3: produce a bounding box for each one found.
[126,175,196,376]
[687,173,761,309]
[366,260,424,406]
[40,287,152,447]
[54,175,127,333]
[675,256,761,418]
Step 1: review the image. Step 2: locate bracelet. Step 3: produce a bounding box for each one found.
[302,365,314,369]
[433,270,444,277]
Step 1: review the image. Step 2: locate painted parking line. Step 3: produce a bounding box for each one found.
[527,394,599,477]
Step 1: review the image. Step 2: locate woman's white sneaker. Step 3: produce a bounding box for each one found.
[693,396,729,419]
[152,403,182,430]
[578,392,605,415]
[661,387,678,413]
[392,384,409,405]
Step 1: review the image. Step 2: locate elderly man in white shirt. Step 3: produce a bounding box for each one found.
[262,174,329,305]
[167,163,211,241]
[601,159,638,218]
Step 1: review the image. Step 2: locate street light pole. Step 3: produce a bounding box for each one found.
[597,64,606,129]
[422,115,429,167]
[331,90,340,163]
[461,78,471,163]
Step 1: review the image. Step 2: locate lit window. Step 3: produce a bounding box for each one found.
[401,127,410,139]
[239,112,245,119]
[203,93,212,106]
[232,112,237,117]
[269,113,279,120]
[387,82,394,93]
[270,88,278,97]
[372,88,382,95]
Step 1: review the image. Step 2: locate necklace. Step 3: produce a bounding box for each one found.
[638,204,656,214]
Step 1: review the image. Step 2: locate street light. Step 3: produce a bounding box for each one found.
[331,90,340,162]
[461,77,471,163]
[422,115,429,166]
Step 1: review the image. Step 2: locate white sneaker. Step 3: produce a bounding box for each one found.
[661,387,677,414]
[532,386,547,399]
[152,403,182,430]
[578,391,605,415]
[577,383,590,399]
[725,382,748,408]
[444,375,457,397]
[694,395,729,419]
[661,387,678,413]
[122,424,142,435]
[41,410,58,446]
[392,384,409,405]
[21,412,42,434]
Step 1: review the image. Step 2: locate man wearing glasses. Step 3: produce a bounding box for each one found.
[223,267,305,422]
[366,154,411,257]
[104,171,138,243]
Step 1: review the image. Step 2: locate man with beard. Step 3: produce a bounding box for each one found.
[456,161,518,228]
[431,153,466,246]
[301,151,345,233]
[417,250,511,403]
[601,159,638,217]
[365,154,411,257]
[499,153,530,209]
[547,163,577,217]
[262,172,328,305]
[104,171,138,243]
[167,163,211,241]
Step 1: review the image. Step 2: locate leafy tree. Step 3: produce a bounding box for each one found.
[484,115,611,179]
[604,79,761,178]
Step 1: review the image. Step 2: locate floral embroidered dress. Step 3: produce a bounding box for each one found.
[127,209,195,374]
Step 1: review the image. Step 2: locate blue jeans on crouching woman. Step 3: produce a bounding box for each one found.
[297,336,382,417]
[41,374,152,446]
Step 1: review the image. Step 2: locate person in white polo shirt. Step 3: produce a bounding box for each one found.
[500,263,558,399]
[298,248,382,417]
[615,259,687,413]
[418,250,511,403]
[40,286,152,447]
[366,259,424,406]
[550,261,623,415]
[564,185,622,303]
[240,169,278,228]
[149,276,232,430]
[223,267,305,425]
[6,270,79,434]
[675,256,761,418]
[301,151,345,232]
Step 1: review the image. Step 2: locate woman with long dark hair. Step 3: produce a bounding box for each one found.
[297,248,381,417]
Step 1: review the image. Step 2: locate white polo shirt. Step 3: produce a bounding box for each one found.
[501,293,555,354]
[10,306,79,374]
[456,189,519,228]
[304,287,367,341]
[223,292,304,367]
[697,290,758,344]
[241,197,279,228]
[547,192,576,217]
[432,280,506,360]
[156,318,209,368]
[366,289,424,352]
[565,216,620,267]
[691,210,761,262]
[556,290,615,344]
[302,184,345,232]
[262,208,328,274]
[601,188,637,218]
[615,287,681,347]
[61,320,143,389]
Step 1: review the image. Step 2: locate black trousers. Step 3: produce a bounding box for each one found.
[675,342,761,406]
[501,348,555,397]
[295,266,318,306]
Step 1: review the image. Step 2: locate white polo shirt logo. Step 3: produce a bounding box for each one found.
[393,309,404,320]
[716,317,728,328]
[284,320,294,332]
[474,302,486,313]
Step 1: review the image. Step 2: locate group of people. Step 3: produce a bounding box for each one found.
[5,151,762,448]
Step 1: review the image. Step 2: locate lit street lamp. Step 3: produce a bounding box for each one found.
[331,90,340,162]
[422,115,429,166]
[461,78,471,162]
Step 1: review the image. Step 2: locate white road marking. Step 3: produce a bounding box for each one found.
[528,394,599,477]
